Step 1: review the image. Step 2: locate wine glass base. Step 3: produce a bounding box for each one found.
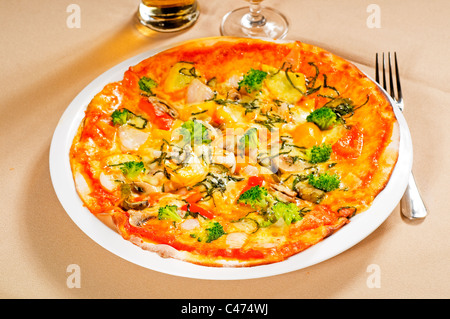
[220,6,289,40]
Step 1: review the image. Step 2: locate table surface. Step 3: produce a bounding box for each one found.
[1,0,449,299]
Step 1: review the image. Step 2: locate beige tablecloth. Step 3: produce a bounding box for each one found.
[1,0,449,299]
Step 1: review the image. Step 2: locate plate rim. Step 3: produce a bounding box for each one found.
[49,37,413,280]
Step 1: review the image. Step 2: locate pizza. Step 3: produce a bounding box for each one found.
[69,37,399,267]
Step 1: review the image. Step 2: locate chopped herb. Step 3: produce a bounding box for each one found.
[212,98,260,114]
[138,76,158,95]
[291,174,310,188]
[111,108,147,129]
[322,74,340,97]
[240,100,260,114]
[192,173,228,201]
[191,109,208,116]
[285,67,306,96]
[150,141,169,165]
[306,62,321,94]
[277,62,308,96]
[255,112,287,130]
[324,95,369,120]
[179,65,200,78]
[206,77,217,87]
[324,98,354,117]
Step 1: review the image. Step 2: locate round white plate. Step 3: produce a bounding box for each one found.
[49,39,412,280]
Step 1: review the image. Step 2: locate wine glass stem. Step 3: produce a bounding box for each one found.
[248,2,266,26]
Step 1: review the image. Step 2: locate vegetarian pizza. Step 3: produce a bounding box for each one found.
[69,37,399,267]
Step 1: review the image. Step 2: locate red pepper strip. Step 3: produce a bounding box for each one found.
[185,192,203,204]
[181,203,215,220]
[138,98,174,131]
[240,176,264,194]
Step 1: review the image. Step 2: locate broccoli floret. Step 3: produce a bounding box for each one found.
[138,76,158,94]
[238,69,268,93]
[308,172,340,192]
[117,161,146,180]
[306,107,337,130]
[111,108,147,129]
[158,205,181,222]
[237,185,274,210]
[111,109,129,126]
[205,221,226,243]
[238,127,259,152]
[305,143,332,164]
[180,119,211,146]
[270,202,303,225]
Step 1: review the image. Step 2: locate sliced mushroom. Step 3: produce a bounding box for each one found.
[128,208,157,226]
[148,96,179,119]
[167,144,191,165]
[271,183,297,197]
[132,181,159,194]
[211,149,236,173]
[196,119,220,141]
[227,88,241,101]
[257,154,279,175]
[230,218,259,234]
[276,154,308,173]
[270,183,297,202]
[121,199,149,211]
[294,182,325,204]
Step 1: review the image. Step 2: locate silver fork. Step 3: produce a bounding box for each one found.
[375,52,427,219]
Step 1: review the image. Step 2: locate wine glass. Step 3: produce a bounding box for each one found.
[220,0,289,39]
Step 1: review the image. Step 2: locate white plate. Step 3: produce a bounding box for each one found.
[49,39,412,280]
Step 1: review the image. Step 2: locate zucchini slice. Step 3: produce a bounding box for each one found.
[231,217,260,234]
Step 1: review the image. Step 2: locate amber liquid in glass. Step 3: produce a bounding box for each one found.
[138,0,199,32]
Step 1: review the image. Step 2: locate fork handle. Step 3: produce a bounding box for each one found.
[400,173,427,219]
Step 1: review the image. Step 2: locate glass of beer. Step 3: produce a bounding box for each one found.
[220,0,288,39]
[137,0,199,32]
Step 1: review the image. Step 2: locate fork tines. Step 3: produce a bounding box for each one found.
[375,52,403,109]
